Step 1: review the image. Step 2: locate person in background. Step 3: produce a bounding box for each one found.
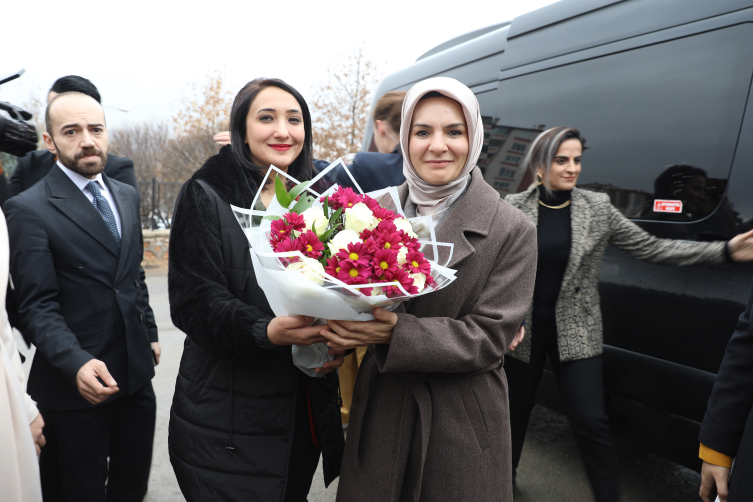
[0,207,44,502]
[169,78,345,501]
[322,77,537,502]
[699,277,753,502]
[504,126,753,501]
[315,90,407,192]
[7,75,138,199]
[5,92,159,501]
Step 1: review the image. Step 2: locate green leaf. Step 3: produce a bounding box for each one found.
[291,194,316,214]
[318,227,337,243]
[328,207,343,227]
[274,174,292,208]
[262,215,282,222]
[323,196,329,219]
[289,181,311,201]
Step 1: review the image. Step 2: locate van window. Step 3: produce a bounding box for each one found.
[477,24,753,233]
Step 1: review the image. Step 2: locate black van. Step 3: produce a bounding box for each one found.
[365,0,753,470]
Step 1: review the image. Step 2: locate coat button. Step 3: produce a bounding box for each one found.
[140,314,144,322]
[114,288,119,294]
[575,287,580,293]
[282,436,289,443]
[134,279,139,286]
[77,261,85,269]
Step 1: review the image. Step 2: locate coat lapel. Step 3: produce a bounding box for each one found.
[561,188,592,286]
[46,165,121,258]
[427,167,497,269]
[105,175,133,282]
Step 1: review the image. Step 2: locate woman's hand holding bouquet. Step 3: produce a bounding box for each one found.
[232,160,457,376]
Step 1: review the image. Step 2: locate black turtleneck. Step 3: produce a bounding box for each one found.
[532,185,572,332]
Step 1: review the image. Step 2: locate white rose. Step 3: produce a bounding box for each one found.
[344,203,379,234]
[327,229,361,255]
[301,206,324,230]
[287,257,326,286]
[296,207,329,237]
[409,272,427,293]
[394,217,418,239]
[368,286,384,297]
[397,246,408,265]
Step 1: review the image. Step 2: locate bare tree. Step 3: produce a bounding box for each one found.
[310,47,381,161]
[109,121,171,181]
[167,70,235,180]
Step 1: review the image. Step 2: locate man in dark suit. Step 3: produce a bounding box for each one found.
[6,75,138,201]
[4,91,159,501]
[699,277,753,502]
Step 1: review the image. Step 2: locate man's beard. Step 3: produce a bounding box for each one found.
[55,143,108,178]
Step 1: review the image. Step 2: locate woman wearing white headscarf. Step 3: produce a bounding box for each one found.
[321,77,538,502]
[0,207,44,502]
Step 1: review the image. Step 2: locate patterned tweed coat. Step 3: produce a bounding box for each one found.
[505,185,727,363]
[336,168,538,502]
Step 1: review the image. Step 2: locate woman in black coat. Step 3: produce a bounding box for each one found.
[168,78,345,502]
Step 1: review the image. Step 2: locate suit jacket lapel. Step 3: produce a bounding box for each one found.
[104,175,133,282]
[46,165,120,258]
[562,188,592,286]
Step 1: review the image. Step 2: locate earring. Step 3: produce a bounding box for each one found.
[536,172,543,185]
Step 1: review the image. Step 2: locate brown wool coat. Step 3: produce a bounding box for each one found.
[336,168,538,502]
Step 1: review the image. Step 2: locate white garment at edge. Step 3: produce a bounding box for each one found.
[0,206,43,502]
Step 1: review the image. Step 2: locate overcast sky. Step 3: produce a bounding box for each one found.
[2,0,558,131]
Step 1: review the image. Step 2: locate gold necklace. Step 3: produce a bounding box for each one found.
[538,199,571,210]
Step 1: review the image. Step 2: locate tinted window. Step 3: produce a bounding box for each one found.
[477,24,753,237]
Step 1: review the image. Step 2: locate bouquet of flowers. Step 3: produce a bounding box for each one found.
[232,160,457,376]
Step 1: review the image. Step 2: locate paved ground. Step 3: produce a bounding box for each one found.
[20,269,702,501]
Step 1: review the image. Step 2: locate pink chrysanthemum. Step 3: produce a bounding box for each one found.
[361,195,381,212]
[372,206,396,222]
[370,229,403,253]
[325,256,341,277]
[337,260,372,284]
[384,268,418,297]
[270,218,294,239]
[403,251,432,275]
[376,219,397,234]
[274,237,302,262]
[283,212,306,232]
[329,187,363,211]
[297,231,324,259]
[373,248,398,277]
[335,242,372,268]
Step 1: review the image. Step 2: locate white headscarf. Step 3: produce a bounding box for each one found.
[400,77,484,215]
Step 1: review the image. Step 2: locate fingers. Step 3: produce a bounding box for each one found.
[373,307,398,326]
[327,320,369,342]
[321,329,366,349]
[77,360,119,404]
[93,360,117,388]
[35,443,41,456]
[281,315,315,329]
[38,433,46,448]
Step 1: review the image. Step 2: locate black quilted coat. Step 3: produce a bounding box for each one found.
[167,146,343,501]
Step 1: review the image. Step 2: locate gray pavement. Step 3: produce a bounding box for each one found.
[20,269,700,501]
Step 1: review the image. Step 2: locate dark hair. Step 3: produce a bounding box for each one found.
[229,78,314,187]
[522,126,586,195]
[373,91,406,134]
[49,75,101,103]
[45,91,104,136]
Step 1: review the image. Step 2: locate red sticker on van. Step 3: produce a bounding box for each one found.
[653,200,683,213]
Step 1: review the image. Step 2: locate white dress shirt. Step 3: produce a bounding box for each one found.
[57,161,122,238]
